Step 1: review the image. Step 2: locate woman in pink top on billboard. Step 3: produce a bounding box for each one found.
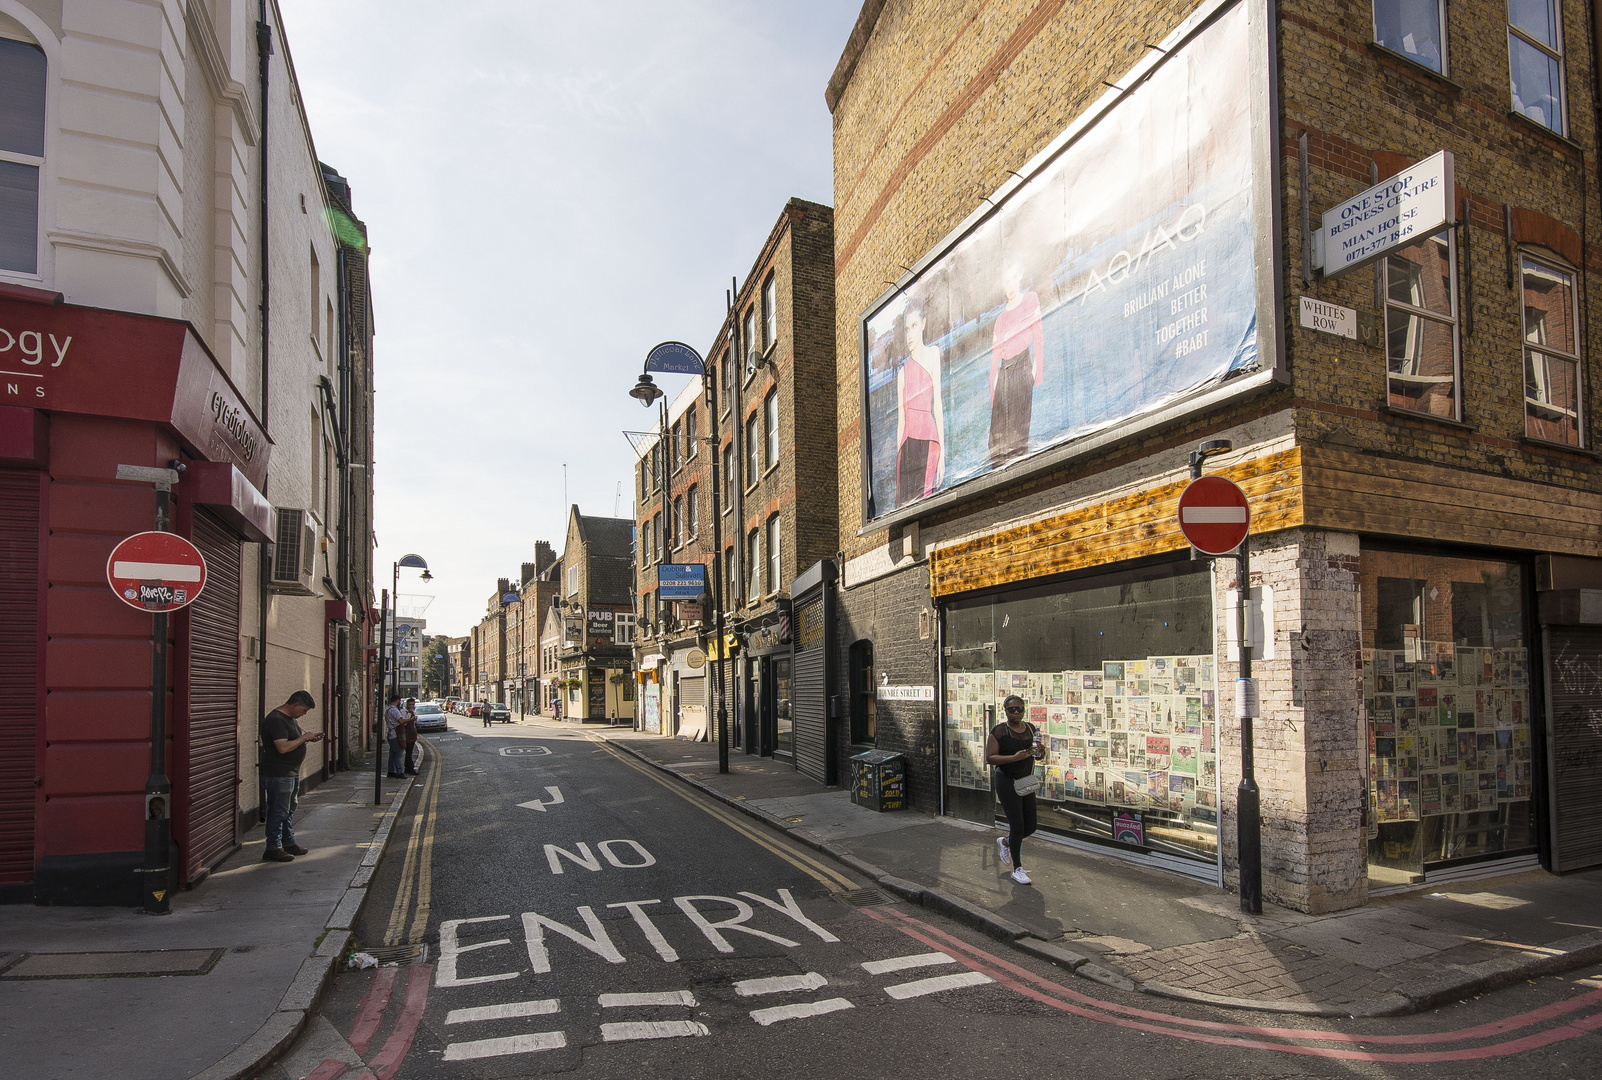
[895,301,945,504]
[988,262,1045,468]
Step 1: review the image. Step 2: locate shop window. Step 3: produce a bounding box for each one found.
[1521,255,1582,446]
[766,513,781,593]
[1360,549,1535,887]
[0,36,46,274]
[1372,0,1445,72]
[764,390,779,468]
[1508,0,1565,133]
[942,561,1218,864]
[1384,231,1460,420]
[849,640,876,745]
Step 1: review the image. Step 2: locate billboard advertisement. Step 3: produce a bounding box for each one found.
[860,0,1273,521]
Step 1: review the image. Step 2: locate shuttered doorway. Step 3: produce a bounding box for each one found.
[184,510,241,881]
[792,591,830,784]
[1546,626,1602,872]
[0,470,39,883]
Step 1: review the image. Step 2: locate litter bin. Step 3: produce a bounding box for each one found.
[849,750,906,812]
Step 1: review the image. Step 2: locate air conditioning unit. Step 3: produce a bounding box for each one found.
[269,508,317,594]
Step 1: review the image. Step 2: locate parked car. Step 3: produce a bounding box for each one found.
[486,703,511,723]
[466,702,483,717]
[413,701,447,732]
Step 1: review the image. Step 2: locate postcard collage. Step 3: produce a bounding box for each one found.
[1363,644,1532,823]
[943,654,1221,828]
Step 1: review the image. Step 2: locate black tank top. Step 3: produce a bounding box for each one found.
[991,721,1036,779]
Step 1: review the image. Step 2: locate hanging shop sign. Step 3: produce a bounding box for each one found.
[657,563,708,600]
[107,531,207,612]
[1314,150,1454,278]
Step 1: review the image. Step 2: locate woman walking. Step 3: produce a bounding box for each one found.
[987,693,1042,884]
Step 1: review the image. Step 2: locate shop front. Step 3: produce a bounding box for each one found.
[941,558,1222,876]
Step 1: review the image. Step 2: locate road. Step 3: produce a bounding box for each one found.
[267,718,1602,1079]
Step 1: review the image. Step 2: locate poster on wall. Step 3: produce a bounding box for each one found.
[860,0,1269,520]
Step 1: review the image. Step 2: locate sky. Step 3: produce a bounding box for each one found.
[277,0,861,637]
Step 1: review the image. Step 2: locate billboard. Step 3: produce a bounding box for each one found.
[859,0,1275,521]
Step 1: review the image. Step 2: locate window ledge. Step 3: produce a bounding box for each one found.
[1506,109,1579,152]
[1364,42,1460,92]
[1380,404,1474,432]
[1521,435,1598,458]
[762,461,781,480]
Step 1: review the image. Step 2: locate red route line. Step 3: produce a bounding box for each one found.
[303,1061,351,1080]
[863,910,1602,1062]
[347,965,398,1056]
[878,909,1602,1045]
[367,964,434,1080]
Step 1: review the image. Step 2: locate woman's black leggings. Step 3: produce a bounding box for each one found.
[995,773,1038,868]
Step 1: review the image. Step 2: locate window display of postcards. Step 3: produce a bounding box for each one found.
[1363,645,1530,822]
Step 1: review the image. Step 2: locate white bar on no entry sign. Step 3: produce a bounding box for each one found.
[113,560,202,582]
[1180,507,1247,524]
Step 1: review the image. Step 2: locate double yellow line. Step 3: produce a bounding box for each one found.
[383,739,443,946]
[588,736,859,894]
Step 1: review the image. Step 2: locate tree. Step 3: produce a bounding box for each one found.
[422,637,450,698]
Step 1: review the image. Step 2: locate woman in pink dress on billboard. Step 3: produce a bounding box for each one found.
[988,263,1045,468]
[895,302,945,504]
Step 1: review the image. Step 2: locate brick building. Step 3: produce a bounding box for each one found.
[555,506,636,722]
[631,199,838,775]
[826,0,1602,912]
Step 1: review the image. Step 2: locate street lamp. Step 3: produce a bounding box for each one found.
[378,554,430,803]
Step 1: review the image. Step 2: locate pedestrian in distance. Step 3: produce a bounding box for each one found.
[385,694,407,777]
[403,697,419,774]
[987,693,1043,885]
[260,690,321,863]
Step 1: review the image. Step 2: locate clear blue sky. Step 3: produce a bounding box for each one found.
[278,0,862,635]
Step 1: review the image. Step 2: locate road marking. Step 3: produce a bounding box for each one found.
[499,745,551,756]
[383,742,444,947]
[406,753,443,944]
[606,899,679,962]
[749,998,855,1026]
[347,966,398,1055]
[862,951,955,975]
[523,907,626,972]
[365,964,433,1077]
[600,1020,709,1042]
[676,895,800,952]
[600,991,697,1007]
[733,972,828,996]
[517,786,564,811]
[445,999,560,1024]
[436,916,517,987]
[442,1032,566,1061]
[884,971,993,999]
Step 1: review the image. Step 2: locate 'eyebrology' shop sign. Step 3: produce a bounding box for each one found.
[1314,150,1454,278]
[858,0,1275,521]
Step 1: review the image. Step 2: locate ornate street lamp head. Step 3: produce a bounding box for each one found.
[629,373,664,407]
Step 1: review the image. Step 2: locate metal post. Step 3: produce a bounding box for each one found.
[706,364,729,774]
[143,484,173,915]
[1236,538,1262,915]
[375,588,387,806]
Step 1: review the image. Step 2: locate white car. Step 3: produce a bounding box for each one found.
[413,701,448,732]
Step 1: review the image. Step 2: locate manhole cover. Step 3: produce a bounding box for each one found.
[1,948,224,980]
[364,944,430,966]
[836,888,895,908]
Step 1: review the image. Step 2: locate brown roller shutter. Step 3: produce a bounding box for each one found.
[0,470,39,882]
[184,509,241,881]
[792,591,830,784]
[1546,626,1602,872]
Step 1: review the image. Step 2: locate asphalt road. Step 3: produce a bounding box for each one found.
[268,718,1602,1079]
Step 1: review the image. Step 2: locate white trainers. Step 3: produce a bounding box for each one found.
[996,837,1011,867]
[1011,867,1032,885]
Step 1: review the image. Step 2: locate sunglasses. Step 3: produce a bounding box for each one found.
[1004,705,1024,713]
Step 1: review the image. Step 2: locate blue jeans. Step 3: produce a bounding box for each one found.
[388,736,405,775]
[264,775,299,851]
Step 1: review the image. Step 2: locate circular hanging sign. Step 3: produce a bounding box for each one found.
[106,531,208,612]
[1176,475,1250,555]
[685,649,707,670]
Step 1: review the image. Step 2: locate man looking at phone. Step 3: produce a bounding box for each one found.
[260,690,322,863]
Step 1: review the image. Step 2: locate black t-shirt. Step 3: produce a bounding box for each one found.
[991,721,1037,779]
[260,709,305,777]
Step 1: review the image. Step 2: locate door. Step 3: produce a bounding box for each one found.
[182,509,242,881]
[0,470,38,883]
[771,658,792,757]
[1547,626,1602,871]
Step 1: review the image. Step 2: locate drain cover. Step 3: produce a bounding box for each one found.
[1,948,224,980]
[365,944,429,966]
[837,888,895,908]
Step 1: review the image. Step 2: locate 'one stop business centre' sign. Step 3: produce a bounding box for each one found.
[1313,150,1454,278]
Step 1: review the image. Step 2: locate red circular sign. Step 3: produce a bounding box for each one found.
[106,531,208,612]
[1177,475,1250,555]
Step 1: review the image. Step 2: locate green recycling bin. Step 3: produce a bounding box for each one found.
[849,750,907,812]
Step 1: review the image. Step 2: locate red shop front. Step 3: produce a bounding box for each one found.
[0,284,273,905]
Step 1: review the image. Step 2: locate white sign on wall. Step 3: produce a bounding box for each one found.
[876,685,935,701]
[1298,297,1357,339]
[1314,150,1454,278]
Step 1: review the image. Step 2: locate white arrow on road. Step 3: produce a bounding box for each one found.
[517,787,564,812]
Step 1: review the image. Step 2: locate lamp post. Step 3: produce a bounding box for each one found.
[632,341,729,774]
[390,554,431,777]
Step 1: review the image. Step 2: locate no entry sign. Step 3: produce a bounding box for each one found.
[1177,475,1250,555]
[107,531,207,612]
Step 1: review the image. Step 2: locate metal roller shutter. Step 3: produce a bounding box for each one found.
[184,510,241,881]
[0,470,38,882]
[793,592,828,784]
[1547,626,1602,872]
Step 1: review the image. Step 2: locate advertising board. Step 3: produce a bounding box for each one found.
[859,0,1277,521]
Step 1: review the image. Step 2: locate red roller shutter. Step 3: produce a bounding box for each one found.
[0,470,39,882]
[183,509,241,881]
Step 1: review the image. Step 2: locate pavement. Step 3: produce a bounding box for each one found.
[0,757,414,1080]
[592,722,1602,1019]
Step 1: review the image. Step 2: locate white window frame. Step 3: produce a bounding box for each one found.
[567,564,579,595]
[614,612,636,645]
[685,406,698,459]
[1371,0,1447,74]
[766,514,781,595]
[764,390,779,469]
[686,484,699,539]
[1520,251,1584,446]
[0,19,56,284]
[745,414,760,490]
[762,273,777,349]
[746,529,761,601]
[1507,0,1566,135]
[722,444,735,510]
[1383,229,1461,422]
[743,307,759,382]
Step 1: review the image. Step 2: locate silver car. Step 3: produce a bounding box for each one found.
[413,701,448,732]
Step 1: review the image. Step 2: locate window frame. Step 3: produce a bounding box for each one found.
[1383,228,1462,423]
[726,545,738,605]
[685,405,698,459]
[743,307,759,383]
[746,528,761,601]
[722,443,735,510]
[614,612,636,645]
[0,32,49,280]
[764,390,779,469]
[1371,0,1448,75]
[745,414,760,490]
[1520,250,1585,446]
[766,513,781,595]
[672,496,684,550]
[686,484,699,539]
[1507,0,1567,135]
[671,420,683,472]
[762,273,777,350]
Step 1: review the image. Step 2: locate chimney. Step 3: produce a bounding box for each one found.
[521,562,537,587]
[535,540,556,574]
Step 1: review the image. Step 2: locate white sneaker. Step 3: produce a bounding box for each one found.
[996,837,1011,867]
[1011,867,1032,885]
